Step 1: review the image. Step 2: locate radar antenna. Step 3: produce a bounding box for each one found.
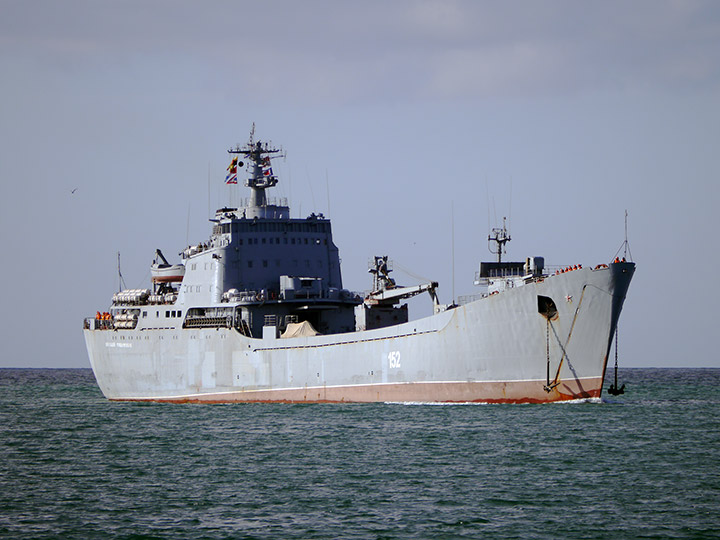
[488,217,511,263]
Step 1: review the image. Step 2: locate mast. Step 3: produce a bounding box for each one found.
[228,124,284,218]
[488,216,511,263]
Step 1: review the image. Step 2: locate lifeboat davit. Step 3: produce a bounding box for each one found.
[151,263,185,283]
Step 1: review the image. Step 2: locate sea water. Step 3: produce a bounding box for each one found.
[1,368,718,539]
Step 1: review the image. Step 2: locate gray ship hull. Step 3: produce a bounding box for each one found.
[84,263,634,404]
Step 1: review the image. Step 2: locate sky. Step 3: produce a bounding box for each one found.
[1,0,718,368]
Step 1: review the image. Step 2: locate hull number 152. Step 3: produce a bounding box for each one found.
[388,351,401,369]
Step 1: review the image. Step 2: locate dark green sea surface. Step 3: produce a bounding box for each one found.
[1,368,718,539]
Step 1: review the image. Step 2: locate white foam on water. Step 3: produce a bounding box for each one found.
[551,397,604,405]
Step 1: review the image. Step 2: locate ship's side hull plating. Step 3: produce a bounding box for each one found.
[84,263,634,403]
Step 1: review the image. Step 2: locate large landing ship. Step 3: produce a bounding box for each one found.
[83,130,635,403]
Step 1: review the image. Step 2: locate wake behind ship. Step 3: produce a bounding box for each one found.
[83,129,635,403]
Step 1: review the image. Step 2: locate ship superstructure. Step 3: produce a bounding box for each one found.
[84,130,635,404]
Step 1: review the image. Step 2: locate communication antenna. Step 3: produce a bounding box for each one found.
[186,203,191,248]
[305,166,317,212]
[117,252,126,292]
[451,201,456,302]
[288,170,293,217]
[326,169,331,216]
[508,178,513,237]
[485,179,491,234]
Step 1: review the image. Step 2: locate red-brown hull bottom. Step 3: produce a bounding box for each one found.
[114,377,603,405]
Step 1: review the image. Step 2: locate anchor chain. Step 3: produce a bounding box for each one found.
[544,319,559,393]
[608,326,625,395]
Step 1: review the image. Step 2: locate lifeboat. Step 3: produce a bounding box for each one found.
[151,263,185,283]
